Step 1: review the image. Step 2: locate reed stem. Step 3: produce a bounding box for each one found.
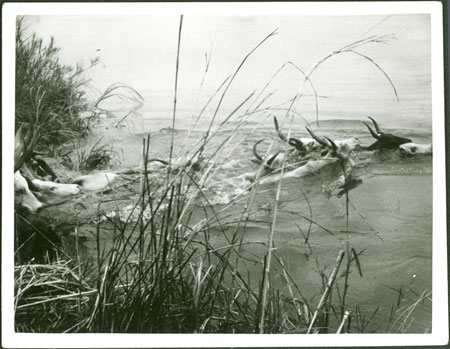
[168,15,184,174]
[336,310,352,333]
[307,250,345,334]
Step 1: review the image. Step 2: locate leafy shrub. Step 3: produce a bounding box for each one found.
[15,17,97,148]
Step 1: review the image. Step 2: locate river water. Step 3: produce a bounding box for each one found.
[87,96,432,333]
[28,14,433,333]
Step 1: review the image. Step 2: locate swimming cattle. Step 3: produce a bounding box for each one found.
[399,142,432,155]
[363,116,432,155]
[15,168,83,213]
[274,116,361,156]
[14,125,83,213]
[72,172,118,191]
[305,126,361,159]
[259,128,356,184]
[31,179,81,196]
[251,139,285,172]
[15,171,43,214]
[273,116,309,155]
[363,116,412,150]
[145,153,204,173]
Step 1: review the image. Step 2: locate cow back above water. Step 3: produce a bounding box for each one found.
[399,143,432,155]
[72,172,118,191]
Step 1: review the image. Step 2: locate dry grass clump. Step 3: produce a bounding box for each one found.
[60,137,119,172]
[14,260,94,333]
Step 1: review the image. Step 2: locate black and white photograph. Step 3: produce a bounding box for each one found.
[2,2,447,347]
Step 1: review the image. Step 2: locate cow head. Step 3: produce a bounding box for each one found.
[251,139,284,175]
[14,171,43,214]
[305,127,355,162]
[399,142,432,155]
[273,116,308,156]
[15,123,44,214]
[364,116,412,150]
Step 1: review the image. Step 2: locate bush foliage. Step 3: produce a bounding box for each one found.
[15,17,95,148]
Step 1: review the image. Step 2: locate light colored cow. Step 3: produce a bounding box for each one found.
[31,179,81,195]
[14,124,82,213]
[259,129,356,185]
[399,143,432,155]
[274,116,361,155]
[72,172,118,191]
[14,171,43,214]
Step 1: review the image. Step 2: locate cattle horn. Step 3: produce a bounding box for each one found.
[288,138,306,152]
[252,139,266,162]
[363,121,381,139]
[364,116,384,139]
[324,137,338,152]
[263,150,282,172]
[273,116,287,141]
[266,151,281,167]
[274,116,306,152]
[305,126,330,148]
[367,116,382,134]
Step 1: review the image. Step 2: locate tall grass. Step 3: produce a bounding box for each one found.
[15,17,95,149]
[15,17,140,168]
